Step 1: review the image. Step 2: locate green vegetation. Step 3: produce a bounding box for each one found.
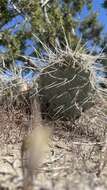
[0,0,106,70]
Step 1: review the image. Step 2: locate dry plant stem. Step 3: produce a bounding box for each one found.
[30,97,43,129]
[21,97,47,190]
[97,133,107,177]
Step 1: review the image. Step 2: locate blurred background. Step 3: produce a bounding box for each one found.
[0,0,107,81]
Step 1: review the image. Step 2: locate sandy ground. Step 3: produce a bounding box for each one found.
[0,101,107,190]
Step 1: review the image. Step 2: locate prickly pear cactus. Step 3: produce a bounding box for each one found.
[39,55,95,120]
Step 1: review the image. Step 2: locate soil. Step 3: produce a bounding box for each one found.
[0,100,107,190]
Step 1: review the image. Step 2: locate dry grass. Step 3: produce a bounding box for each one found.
[0,100,107,189]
